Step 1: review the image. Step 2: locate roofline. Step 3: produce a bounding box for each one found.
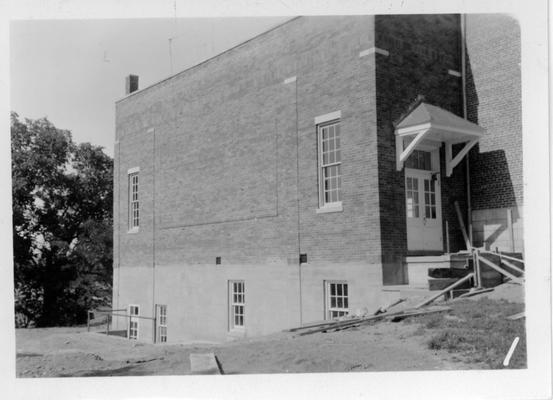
[115,16,302,104]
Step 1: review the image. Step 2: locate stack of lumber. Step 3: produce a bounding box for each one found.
[288,273,476,337]
[289,305,451,336]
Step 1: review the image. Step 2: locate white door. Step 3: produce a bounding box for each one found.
[405,168,443,251]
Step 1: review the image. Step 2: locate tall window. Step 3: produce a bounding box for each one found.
[128,172,139,229]
[156,304,167,343]
[128,305,139,340]
[405,176,420,218]
[318,121,342,206]
[326,281,349,320]
[229,281,245,330]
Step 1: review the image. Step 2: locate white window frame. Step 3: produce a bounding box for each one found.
[128,167,140,232]
[315,111,343,213]
[156,304,167,343]
[128,304,140,340]
[229,280,245,331]
[325,281,349,320]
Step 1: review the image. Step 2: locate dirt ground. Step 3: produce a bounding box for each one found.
[16,283,523,377]
[16,319,481,377]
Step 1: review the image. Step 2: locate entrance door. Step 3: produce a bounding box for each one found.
[405,168,443,251]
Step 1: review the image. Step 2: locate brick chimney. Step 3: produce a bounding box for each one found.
[125,75,139,95]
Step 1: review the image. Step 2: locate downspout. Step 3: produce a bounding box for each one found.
[461,14,473,247]
[294,78,303,326]
[151,127,157,342]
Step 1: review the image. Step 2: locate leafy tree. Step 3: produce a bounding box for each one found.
[11,112,113,327]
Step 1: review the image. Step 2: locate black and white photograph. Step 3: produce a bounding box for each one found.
[2,0,550,399]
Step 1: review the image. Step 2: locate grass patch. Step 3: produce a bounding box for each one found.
[407,298,525,369]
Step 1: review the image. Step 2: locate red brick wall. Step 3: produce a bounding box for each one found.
[114,16,381,277]
[374,14,468,283]
[465,14,522,211]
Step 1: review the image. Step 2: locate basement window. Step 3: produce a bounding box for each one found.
[229,280,245,330]
[128,168,140,231]
[325,281,349,320]
[128,305,139,340]
[156,304,167,343]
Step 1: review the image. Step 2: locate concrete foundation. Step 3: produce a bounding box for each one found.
[113,261,388,343]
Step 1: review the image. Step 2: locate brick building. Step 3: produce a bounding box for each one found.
[112,14,522,343]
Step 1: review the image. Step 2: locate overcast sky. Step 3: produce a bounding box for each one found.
[10,17,289,156]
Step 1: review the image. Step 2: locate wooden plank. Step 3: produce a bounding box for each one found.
[189,353,224,375]
[414,273,474,309]
[478,255,523,284]
[390,306,451,322]
[501,259,525,275]
[506,312,525,320]
[288,318,362,332]
[374,298,406,315]
[298,306,450,336]
[481,251,524,263]
[458,287,494,298]
[298,313,393,336]
[507,208,515,253]
[454,201,471,250]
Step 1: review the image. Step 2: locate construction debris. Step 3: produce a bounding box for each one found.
[294,306,452,336]
[458,287,494,298]
[478,255,523,284]
[413,273,474,308]
[374,298,406,315]
[506,312,525,320]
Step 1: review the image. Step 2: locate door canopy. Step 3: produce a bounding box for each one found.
[395,102,485,177]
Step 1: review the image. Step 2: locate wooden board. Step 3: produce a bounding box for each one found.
[190,353,223,375]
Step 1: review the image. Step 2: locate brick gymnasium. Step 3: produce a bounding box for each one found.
[112,15,522,342]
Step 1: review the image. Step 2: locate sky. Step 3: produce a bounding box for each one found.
[10,17,289,156]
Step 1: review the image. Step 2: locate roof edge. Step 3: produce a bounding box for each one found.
[115,16,302,104]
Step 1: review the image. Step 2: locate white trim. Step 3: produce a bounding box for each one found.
[316,202,343,214]
[359,47,390,58]
[325,281,349,320]
[127,227,140,234]
[397,128,431,171]
[445,138,479,177]
[431,123,485,137]
[448,69,462,77]
[127,166,140,174]
[314,110,341,125]
[128,304,140,340]
[229,280,245,331]
[283,76,297,84]
[396,123,484,138]
[396,122,433,136]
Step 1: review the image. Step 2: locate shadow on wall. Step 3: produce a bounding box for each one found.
[464,47,521,252]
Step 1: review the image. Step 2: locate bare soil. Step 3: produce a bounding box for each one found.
[16,285,523,377]
[16,321,479,377]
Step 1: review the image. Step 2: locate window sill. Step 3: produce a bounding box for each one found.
[127,227,140,234]
[316,202,343,214]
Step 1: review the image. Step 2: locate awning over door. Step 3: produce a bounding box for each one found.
[395,102,485,176]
